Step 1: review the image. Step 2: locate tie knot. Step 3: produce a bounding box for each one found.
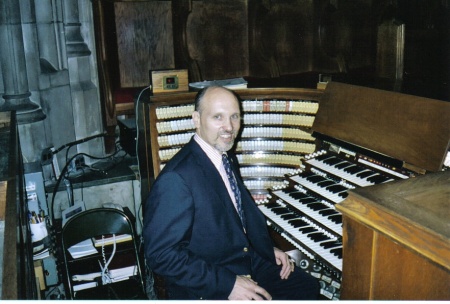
[222,153,229,164]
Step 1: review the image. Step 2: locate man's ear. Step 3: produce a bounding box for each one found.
[192,111,200,128]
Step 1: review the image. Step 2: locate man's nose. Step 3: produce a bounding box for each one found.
[223,117,234,130]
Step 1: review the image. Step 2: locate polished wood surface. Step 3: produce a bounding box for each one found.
[313,82,450,173]
[337,171,450,300]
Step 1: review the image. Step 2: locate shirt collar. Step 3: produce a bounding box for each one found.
[193,134,225,171]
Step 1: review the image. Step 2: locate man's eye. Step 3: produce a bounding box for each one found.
[214,115,222,120]
[231,114,240,120]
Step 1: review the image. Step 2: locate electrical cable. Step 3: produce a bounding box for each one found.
[50,144,129,224]
[100,234,116,285]
[63,178,74,207]
[134,85,151,234]
[54,132,107,157]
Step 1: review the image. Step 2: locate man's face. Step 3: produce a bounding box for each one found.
[192,87,241,153]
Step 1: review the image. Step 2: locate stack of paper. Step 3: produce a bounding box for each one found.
[72,265,138,282]
[68,239,98,259]
[33,248,50,260]
[189,77,248,90]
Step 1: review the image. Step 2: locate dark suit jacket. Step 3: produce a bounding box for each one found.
[143,137,276,299]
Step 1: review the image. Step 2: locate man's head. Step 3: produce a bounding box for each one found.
[192,86,241,153]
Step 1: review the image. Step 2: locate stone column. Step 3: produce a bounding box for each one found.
[0,0,45,124]
[63,0,104,160]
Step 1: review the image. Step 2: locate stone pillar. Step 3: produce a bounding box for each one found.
[64,0,104,160]
[63,0,91,57]
[0,0,45,124]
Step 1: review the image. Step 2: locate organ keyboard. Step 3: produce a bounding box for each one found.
[256,138,420,299]
[142,83,450,300]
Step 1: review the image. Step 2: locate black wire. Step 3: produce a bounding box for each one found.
[50,147,128,224]
[45,285,62,299]
[53,132,107,156]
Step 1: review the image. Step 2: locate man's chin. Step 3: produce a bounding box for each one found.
[215,142,234,153]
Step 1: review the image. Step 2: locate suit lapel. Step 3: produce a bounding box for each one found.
[188,140,246,230]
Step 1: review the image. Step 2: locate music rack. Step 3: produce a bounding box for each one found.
[141,88,323,199]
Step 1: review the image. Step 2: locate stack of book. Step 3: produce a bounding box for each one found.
[68,239,97,259]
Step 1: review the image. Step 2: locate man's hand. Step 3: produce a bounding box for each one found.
[274,247,295,280]
[228,275,272,300]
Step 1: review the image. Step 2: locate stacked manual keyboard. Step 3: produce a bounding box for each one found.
[256,147,410,300]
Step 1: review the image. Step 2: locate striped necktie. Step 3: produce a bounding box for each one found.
[222,153,246,229]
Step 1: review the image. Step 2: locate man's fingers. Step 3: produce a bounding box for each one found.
[255,287,272,300]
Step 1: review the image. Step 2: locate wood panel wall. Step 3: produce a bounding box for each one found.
[115,2,174,88]
[92,0,450,129]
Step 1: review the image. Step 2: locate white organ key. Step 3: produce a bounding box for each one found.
[258,203,342,271]
[289,175,348,204]
[306,155,396,187]
[272,190,342,235]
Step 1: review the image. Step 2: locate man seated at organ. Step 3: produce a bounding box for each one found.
[143,86,319,300]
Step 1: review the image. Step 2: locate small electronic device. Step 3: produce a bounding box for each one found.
[150,69,189,94]
[117,117,137,156]
[62,201,86,227]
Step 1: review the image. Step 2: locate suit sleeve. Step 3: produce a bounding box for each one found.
[143,171,236,299]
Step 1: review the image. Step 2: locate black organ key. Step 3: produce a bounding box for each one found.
[288,218,310,228]
[269,206,291,215]
[330,247,342,259]
[299,226,317,234]
[265,202,279,208]
[281,213,297,220]
[338,192,349,198]
[357,170,376,178]
[320,240,342,249]
[298,198,318,205]
[321,156,343,165]
[317,180,335,187]
[308,232,330,242]
[308,203,330,211]
[316,154,333,161]
[334,161,353,169]
[289,192,312,200]
[283,187,299,194]
[344,165,366,174]
[326,184,348,193]
[328,214,342,224]
[319,209,339,216]
[306,174,327,183]
[367,174,390,184]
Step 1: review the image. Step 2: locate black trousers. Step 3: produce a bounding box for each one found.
[251,252,320,300]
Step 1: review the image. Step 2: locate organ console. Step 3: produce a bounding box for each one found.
[141,82,450,300]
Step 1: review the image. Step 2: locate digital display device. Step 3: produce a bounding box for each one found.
[163,75,179,89]
[150,69,188,94]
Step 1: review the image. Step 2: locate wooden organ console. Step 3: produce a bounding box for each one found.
[257,82,449,300]
[141,83,450,300]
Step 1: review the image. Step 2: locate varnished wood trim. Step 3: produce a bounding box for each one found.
[337,193,450,271]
